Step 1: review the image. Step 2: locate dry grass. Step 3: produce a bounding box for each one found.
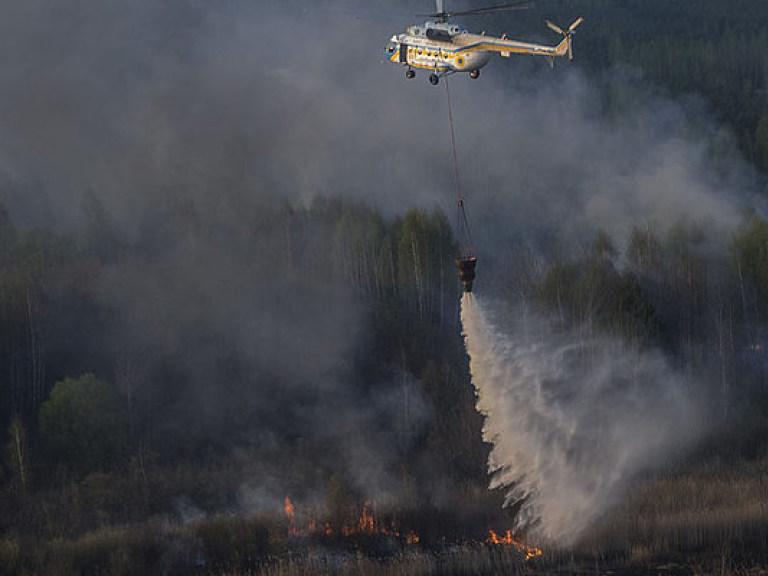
[7,459,768,575]
[246,547,527,576]
[577,457,768,566]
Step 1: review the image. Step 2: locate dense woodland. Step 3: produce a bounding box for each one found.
[2,0,768,574]
[3,196,768,573]
[509,0,768,177]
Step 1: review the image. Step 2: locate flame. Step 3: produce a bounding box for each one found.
[487,530,542,561]
[341,501,377,536]
[360,500,374,533]
[284,496,298,536]
[283,496,420,544]
[283,497,542,560]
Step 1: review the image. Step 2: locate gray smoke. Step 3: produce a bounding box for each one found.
[0,1,759,238]
[0,0,762,523]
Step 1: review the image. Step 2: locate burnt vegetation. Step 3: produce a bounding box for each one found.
[2,0,768,574]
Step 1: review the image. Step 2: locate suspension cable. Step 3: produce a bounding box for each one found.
[445,75,461,205]
[444,76,474,254]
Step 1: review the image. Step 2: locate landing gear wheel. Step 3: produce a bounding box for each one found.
[405,69,415,79]
[469,69,480,79]
[429,73,439,85]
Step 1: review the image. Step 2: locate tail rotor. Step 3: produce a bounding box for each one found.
[545,16,583,61]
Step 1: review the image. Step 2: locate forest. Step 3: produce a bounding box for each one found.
[2,0,768,574]
[508,0,768,177]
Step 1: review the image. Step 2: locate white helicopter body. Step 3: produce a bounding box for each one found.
[385,1,583,84]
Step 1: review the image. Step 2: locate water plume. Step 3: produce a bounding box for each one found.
[460,293,702,544]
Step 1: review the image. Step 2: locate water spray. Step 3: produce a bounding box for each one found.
[460,293,702,544]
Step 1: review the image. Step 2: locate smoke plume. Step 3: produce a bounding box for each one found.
[0,0,762,529]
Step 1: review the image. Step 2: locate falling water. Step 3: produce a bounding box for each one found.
[460,293,702,544]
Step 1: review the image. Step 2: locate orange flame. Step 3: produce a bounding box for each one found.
[360,500,374,533]
[283,497,421,544]
[284,496,298,536]
[487,530,542,561]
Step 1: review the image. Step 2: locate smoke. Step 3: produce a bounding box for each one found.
[461,293,703,544]
[0,1,760,239]
[0,0,445,505]
[0,0,762,529]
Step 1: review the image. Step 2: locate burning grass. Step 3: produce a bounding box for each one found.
[247,497,541,576]
[282,497,420,545]
[8,458,768,575]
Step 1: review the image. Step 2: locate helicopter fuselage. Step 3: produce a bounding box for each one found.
[386,23,492,75]
[385,19,575,83]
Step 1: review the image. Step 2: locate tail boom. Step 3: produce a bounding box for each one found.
[457,14,582,62]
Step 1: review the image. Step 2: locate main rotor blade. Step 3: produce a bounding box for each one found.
[545,20,564,35]
[447,1,531,17]
[315,8,411,22]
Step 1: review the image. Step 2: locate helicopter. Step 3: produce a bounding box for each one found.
[385,0,583,84]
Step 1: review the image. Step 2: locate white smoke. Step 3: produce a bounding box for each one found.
[461,293,702,544]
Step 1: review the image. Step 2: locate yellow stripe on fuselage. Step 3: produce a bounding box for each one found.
[454,39,564,58]
[390,33,567,71]
[407,61,453,71]
[397,34,566,58]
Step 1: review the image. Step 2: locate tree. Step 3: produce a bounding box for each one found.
[731,213,768,322]
[591,230,617,263]
[756,116,768,175]
[627,225,663,278]
[38,373,127,475]
[5,415,28,492]
[537,261,579,326]
[398,210,431,322]
[397,209,457,324]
